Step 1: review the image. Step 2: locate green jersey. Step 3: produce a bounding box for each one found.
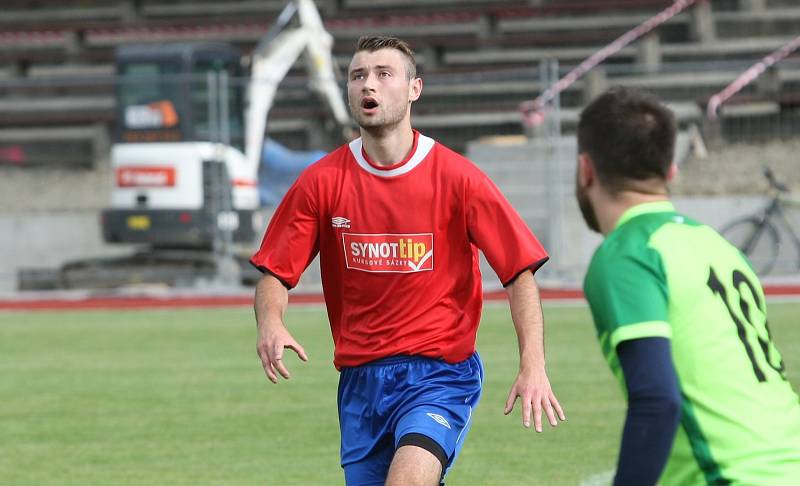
[584,201,800,485]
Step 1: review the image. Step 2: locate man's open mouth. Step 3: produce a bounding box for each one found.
[361,98,378,109]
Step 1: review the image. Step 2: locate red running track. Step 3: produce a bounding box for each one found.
[2,286,799,311]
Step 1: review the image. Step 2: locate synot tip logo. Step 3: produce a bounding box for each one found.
[342,233,433,273]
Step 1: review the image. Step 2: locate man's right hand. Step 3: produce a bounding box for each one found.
[256,323,308,384]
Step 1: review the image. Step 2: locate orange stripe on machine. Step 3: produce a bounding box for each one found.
[116,166,176,187]
[232,178,257,187]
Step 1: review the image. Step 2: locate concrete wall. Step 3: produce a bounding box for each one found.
[466,136,796,289]
[467,136,592,287]
[0,210,133,292]
[3,194,785,293]
[2,136,798,293]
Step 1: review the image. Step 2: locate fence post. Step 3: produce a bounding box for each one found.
[739,0,765,12]
[756,65,781,98]
[219,70,230,147]
[120,0,142,23]
[541,59,561,139]
[92,123,110,166]
[636,33,662,74]
[582,68,607,106]
[207,72,219,143]
[690,0,716,44]
[64,30,85,62]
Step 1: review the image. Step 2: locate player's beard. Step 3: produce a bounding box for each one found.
[349,98,409,133]
[576,178,601,233]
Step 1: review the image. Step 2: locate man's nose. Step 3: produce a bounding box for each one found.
[362,72,377,91]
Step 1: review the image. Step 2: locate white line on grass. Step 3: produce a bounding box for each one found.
[579,469,615,486]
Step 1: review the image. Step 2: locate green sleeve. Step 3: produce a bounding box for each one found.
[585,246,672,348]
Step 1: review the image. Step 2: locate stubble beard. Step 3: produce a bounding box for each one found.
[350,100,409,135]
[576,182,601,233]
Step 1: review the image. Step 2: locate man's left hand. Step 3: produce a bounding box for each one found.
[504,367,565,432]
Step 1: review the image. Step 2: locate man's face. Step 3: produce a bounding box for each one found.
[347,48,419,130]
[575,158,601,233]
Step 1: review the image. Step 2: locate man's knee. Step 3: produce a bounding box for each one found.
[386,436,445,486]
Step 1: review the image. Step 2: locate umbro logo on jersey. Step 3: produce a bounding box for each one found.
[426,413,451,429]
[331,216,351,228]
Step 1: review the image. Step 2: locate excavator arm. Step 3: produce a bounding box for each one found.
[244,0,351,177]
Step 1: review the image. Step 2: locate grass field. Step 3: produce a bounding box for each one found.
[1,301,799,485]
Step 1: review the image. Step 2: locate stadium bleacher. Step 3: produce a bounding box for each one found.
[3,0,800,297]
[0,0,799,159]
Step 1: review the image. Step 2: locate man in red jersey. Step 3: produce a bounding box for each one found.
[251,36,564,485]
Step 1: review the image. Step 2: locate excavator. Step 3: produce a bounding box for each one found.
[20,0,351,289]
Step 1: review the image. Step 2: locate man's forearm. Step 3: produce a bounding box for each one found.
[254,273,307,383]
[254,274,290,329]
[505,270,545,369]
[614,338,682,485]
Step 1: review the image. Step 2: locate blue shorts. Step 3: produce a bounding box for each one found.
[337,352,483,486]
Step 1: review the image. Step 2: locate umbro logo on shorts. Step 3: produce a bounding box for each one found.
[426,413,451,429]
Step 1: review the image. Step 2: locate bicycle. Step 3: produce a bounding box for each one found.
[720,167,800,276]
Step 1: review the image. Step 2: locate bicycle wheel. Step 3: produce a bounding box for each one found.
[720,217,780,276]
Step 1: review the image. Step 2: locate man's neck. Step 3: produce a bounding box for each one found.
[360,123,415,167]
[597,191,670,236]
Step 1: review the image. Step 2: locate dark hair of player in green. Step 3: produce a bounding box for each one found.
[577,87,676,194]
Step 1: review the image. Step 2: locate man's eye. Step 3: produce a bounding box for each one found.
[380,71,391,77]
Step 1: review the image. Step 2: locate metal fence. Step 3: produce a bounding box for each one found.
[1,56,800,290]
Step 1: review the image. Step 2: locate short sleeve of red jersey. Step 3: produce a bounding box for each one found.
[249,171,320,289]
[466,173,548,286]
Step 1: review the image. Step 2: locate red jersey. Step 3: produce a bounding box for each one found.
[250,131,548,368]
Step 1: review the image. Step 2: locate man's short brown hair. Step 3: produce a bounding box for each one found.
[355,36,417,80]
[578,86,676,193]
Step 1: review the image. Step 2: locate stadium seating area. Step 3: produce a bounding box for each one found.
[1,0,799,162]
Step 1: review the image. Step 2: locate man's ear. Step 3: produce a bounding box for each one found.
[409,77,422,103]
[666,163,678,182]
[578,153,595,188]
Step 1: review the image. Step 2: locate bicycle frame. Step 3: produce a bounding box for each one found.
[764,196,800,268]
[720,168,800,275]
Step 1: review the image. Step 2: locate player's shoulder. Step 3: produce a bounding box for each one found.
[294,143,352,181]
[308,143,352,169]
[606,209,688,253]
[429,138,464,160]
[599,219,658,260]
[427,138,473,166]
[427,139,492,184]
[588,216,669,280]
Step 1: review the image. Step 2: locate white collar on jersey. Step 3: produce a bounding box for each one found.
[348,133,435,178]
